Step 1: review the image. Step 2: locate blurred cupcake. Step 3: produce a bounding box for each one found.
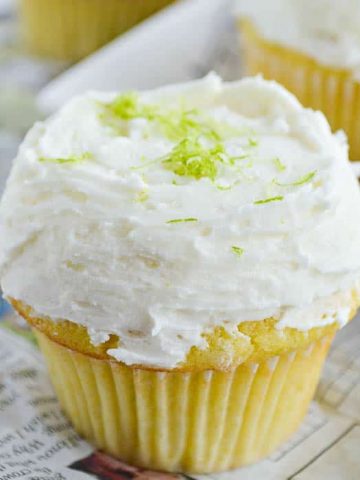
[18,0,176,61]
[236,0,360,160]
[1,74,360,473]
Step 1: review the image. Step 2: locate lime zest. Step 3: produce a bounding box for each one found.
[39,152,93,165]
[159,109,220,143]
[136,189,149,203]
[162,138,225,181]
[105,92,157,121]
[273,157,286,172]
[275,170,316,187]
[247,137,258,147]
[102,93,219,142]
[216,184,232,191]
[172,179,187,186]
[254,196,284,205]
[231,245,244,257]
[166,217,198,224]
[101,93,262,182]
[132,140,249,180]
[234,154,251,161]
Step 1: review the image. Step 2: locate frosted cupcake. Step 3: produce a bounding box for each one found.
[1,74,360,473]
[236,0,360,160]
[18,0,176,61]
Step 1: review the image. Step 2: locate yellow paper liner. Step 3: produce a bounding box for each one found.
[34,328,333,473]
[18,0,176,61]
[239,20,360,160]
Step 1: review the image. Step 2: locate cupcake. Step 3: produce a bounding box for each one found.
[18,0,176,61]
[236,0,360,160]
[1,74,360,473]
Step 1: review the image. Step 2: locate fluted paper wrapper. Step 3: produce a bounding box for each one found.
[239,20,360,161]
[34,329,333,473]
[18,0,175,61]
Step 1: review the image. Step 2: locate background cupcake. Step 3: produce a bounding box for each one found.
[18,0,176,61]
[1,74,360,473]
[236,0,360,160]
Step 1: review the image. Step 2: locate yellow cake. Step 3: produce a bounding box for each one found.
[236,0,360,160]
[1,74,360,473]
[18,0,176,61]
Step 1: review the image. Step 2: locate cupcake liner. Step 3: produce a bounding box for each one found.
[239,20,360,160]
[35,328,333,473]
[18,0,175,61]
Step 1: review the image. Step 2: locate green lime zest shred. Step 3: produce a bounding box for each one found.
[162,138,226,181]
[231,245,244,257]
[275,170,317,187]
[39,152,93,164]
[102,93,219,142]
[106,92,157,121]
[136,189,149,203]
[273,157,286,172]
[159,109,220,143]
[247,137,258,147]
[166,217,198,224]
[216,184,232,191]
[254,196,284,205]
[101,93,263,182]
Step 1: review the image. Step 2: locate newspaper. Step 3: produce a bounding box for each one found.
[0,310,359,480]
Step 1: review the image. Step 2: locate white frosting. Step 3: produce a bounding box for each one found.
[237,0,360,80]
[1,74,360,368]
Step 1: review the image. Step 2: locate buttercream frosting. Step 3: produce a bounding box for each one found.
[236,0,360,80]
[1,74,360,367]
